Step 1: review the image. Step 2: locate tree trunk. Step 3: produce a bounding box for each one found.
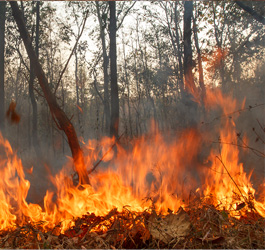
[183,1,196,94]
[122,33,133,137]
[95,2,110,135]
[163,2,184,94]
[174,2,184,93]
[75,49,82,136]
[109,1,119,138]
[29,1,41,158]
[212,2,226,88]
[193,4,205,99]
[0,1,6,133]
[10,1,89,185]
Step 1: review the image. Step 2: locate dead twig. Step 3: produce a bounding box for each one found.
[212,141,265,158]
[216,156,249,206]
[252,119,265,144]
[88,133,124,175]
[256,119,265,133]
[33,86,45,98]
[202,103,264,126]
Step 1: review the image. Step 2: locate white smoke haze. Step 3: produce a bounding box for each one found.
[1,72,264,205]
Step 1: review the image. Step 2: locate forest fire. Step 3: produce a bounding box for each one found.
[0,89,264,248]
[1,1,265,248]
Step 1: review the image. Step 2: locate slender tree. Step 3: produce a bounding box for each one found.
[95,2,110,135]
[29,1,41,157]
[121,31,133,137]
[109,1,119,138]
[183,1,196,94]
[0,1,6,133]
[193,2,205,99]
[235,1,265,25]
[174,2,184,92]
[10,1,89,185]
[212,2,226,86]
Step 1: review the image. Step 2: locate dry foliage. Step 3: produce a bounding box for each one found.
[0,196,264,249]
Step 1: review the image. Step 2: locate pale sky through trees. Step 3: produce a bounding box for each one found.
[47,1,263,91]
[2,1,264,147]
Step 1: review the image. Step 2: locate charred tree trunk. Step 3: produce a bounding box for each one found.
[183,1,196,94]
[109,1,119,138]
[10,1,89,185]
[0,1,6,133]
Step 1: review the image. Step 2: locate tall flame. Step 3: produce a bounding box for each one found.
[0,89,264,233]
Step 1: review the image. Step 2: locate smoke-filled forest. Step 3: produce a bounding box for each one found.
[0,1,264,249]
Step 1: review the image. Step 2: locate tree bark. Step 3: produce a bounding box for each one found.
[74,49,82,136]
[212,2,226,87]
[183,1,196,94]
[29,1,41,158]
[122,33,132,137]
[95,2,110,135]
[109,1,119,138]
[0,1,6,133]
[174,2,184,93]
[193,4,205,99]
[10,1,89,185]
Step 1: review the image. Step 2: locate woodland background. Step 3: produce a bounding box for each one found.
[0,1,264,190]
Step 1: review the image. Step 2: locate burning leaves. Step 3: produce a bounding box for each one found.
[0,203,264,249]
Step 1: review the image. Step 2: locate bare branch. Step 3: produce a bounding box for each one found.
[117,2,136,30]
[202,103,265,126]
[212,140,265,158]
[216,156,248,205]
[54,9,89,94]
[235,1,265,25]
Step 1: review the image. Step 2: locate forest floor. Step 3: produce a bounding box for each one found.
[0,195,264,249]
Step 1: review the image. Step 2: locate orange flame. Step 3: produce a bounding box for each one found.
[203,46,228,73]
[0,89,264,233]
